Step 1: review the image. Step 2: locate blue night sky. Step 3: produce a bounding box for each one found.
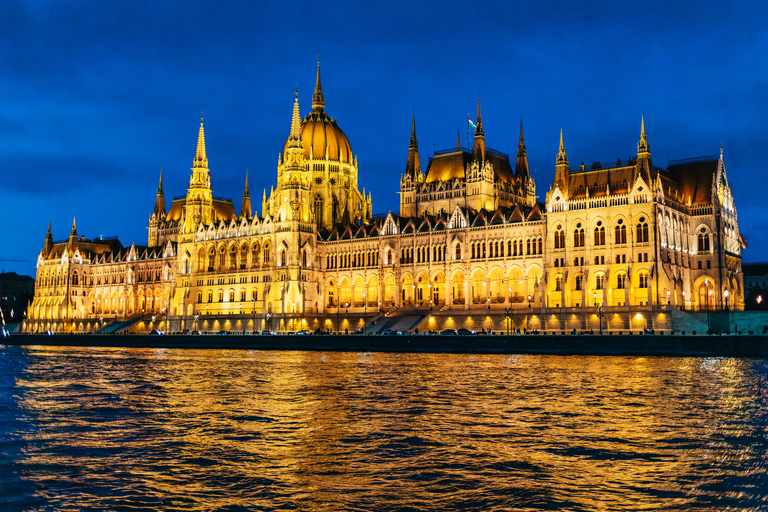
[1,0,766,276]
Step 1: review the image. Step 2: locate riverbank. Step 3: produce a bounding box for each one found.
[5,333,768,357]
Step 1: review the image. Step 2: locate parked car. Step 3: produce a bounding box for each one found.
[439,329,457,335]
[456,328,475,336]
[381,329,400,335]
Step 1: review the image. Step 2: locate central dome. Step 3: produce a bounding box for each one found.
[296,110,353,164]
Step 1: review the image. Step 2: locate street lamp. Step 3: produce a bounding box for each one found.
[252,297,256,334]
[363,292,367,334]
[597,303,604,336]
[682,290,686,311]
[666,290,670,305]
[724,288,729,310]
[504,307,512,336]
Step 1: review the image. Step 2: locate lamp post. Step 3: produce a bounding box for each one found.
[345,302,349,334]
[597,303,604,336]
[252,297,256,334]
[193,313,199,334]
[666,290,670,306]
[504,307,512,336]
[724,288,729,311]
[336,300,340,334]
[363,292,367,334]
[682,290,686,311]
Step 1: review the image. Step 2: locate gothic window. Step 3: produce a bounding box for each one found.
[471,243,476,259]
[575,274,583,291]
[639,272,648,289]
[229,245,237,269]
[197,291,202,303]
[240,290,246,302]
[241,245,248,268]
[538,237,543,254]
[615,220,627,244]
[595,275,605,290]
[252,243,260,265]
[219,247,226,267]
[697,231,710,252]
[527,239,531,255]
[594,222,606,245]
[72,272,78,286]
[637,217,649,243]
[217,291,223,302]
[264,243,271,263]
[554,225,565,249]
[207,291,213,303]
[302,251,308,267]
[208,248,215,270]
[507,240,512,256]
[574,223,585,247]
[229,290,235,302]
[252,289,258,301]
[314,196,324,228]
[617,273,626,289]
[455,244,461,260]
[555,276,563,292]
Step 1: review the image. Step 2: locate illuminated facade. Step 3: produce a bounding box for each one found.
[25,64,744,333]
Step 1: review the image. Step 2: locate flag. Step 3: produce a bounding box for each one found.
[468,116,476,129]
[649,264,655,279]
[740,234,748,249]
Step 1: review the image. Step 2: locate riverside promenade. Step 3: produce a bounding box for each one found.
[5,333,768,357]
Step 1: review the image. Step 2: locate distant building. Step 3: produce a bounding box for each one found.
[25,63,745,333]
[0,272,35,325]
[742,263,768,310]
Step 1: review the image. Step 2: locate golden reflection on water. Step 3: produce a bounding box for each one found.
[3,347,767,510]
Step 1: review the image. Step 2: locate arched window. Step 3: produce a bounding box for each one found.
[555,276,563,292]
[594,222,606,245]
[197,291,203,303]
[595,275,604,290]
[240,245,248,268]
[314,196,324,228]
[229,290,235,302]
[229,245,237,269]
[208,248,216,270]
[207,291,213,303]
[218,291,224,302]
[455,244,461,260]
[538,237,543,254]
[615,220,627,244]
[697,231,710,252]
[617,273,626,289]
[302,251,308,267]
[252,289,258,301]
[575,274,583,291]
[252,243,260,265]
[573,223,584,247]
[240,290,246,302]
[554,225,565,249]
[637,217,649,243]
[471,243,476,259]
[219,247,226,267]
[639,272,648,289]
[263,243,271,263]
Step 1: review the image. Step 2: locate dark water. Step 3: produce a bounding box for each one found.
[0,346,766,511]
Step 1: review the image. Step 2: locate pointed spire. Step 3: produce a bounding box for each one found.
[472,96,486,161]
[312,58,325,112]
[637,115,650,156]
[193,114,208,169]
[44,221,53,257]
[46,221,52,239]
[154,166,166,216]
[287,89,303,149]
[405,110,421,179]
[70,215,77,235]
[557,128,568,166]
[240,170,252,219]
[515,117,530,183]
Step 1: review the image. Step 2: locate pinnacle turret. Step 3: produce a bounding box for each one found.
[287,89,303,150]
[240,170,252,219]
[193,115,208,169]
[515,118,530,183]
[472,97,486,161]
[154,166,166,216]
[405,111,421,179]
[557,128,568,166]
[637,115,650,156]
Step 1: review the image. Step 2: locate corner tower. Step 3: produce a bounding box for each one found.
[183,115,214,234]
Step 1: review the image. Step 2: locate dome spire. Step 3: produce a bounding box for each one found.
[405,110,421,180]
[312,58,325,112]
[193,114,208,169]
[240,169,252,219]
[557,127,568,166]
[515,117,530,183]
[409,109,417,148]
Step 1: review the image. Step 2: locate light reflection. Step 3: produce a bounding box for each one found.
[3,347,767,510]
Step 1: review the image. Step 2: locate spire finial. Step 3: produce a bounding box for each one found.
[557,127,568,166]
[71,215,77,234]
[312,58,325,112]
[194,114,208,168]
[46,221,52,238]
[244,168,249,192]
[158,165,164,193]
[638,115,650,156]
[409,109,417,148]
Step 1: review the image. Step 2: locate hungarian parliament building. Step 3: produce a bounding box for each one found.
[26,64,744,333]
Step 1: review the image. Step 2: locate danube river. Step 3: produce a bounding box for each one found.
[1,346,766,511]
